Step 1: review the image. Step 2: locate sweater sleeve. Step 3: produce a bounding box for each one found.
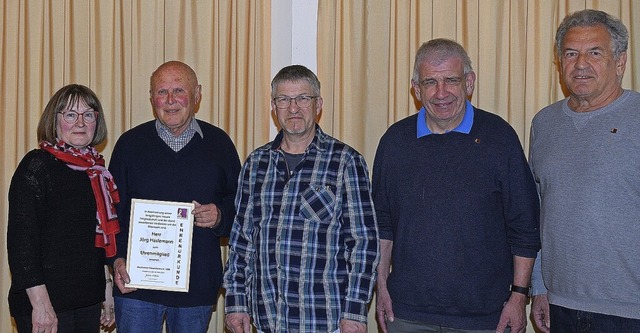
[107,137,131,265]
[372,133,393,241]
[7,152,47,291]
[210,132,241,238]
[531,252,547,295]
[503,126,541,258]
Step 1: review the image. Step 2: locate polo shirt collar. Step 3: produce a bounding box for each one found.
[417,100,474,138]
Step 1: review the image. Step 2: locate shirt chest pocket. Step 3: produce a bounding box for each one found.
[299,184,337,223]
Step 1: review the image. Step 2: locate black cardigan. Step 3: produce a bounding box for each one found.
[8,149,106,316]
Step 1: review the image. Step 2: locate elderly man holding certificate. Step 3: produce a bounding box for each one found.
[108,61,241,333]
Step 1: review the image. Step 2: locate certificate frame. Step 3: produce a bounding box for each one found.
[125,198,194,292]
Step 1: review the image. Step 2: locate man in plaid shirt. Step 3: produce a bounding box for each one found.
[223,65,380,333]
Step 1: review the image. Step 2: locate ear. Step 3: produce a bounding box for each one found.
[194,85,202,103]
[616,51,627,77]
[411,80,422,102]
[314,97,323,119]
[464,72,476,97]
[315,96,323,110]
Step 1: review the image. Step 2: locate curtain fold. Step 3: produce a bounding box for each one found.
[318,0,639,166]
[0,1,270,332]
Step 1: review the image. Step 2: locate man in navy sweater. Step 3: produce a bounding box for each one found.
[372,39,540,333]
[108,61,241,332]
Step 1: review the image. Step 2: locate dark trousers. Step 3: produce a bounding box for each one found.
[13,302,101,333]
[550,304,640,333]
[386,317,510,333]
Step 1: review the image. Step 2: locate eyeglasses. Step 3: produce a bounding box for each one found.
[58,110,98,124]
[273,95,317,109]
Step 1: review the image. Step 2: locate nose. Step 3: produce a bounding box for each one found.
[75,115,87,127]
[434,81,449,98]
[574,53,589,69]
[287,100,299,113]
[166,92,176,105]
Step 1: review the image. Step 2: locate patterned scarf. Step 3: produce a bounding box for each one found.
[40,139,120,257]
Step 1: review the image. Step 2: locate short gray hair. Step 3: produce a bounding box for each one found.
[555,9,628,60]
[412,38,473,83]
[271,65,321,98]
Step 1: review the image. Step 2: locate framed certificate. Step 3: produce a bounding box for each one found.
[125,199,194,292]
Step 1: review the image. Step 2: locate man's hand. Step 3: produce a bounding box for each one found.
[193,201,221,229]
[113,258,137,294]
[496,293,528,333]
[375,287,394,333]
[340,319,366,333]
[531,294,550,333]
[225,313,251,333]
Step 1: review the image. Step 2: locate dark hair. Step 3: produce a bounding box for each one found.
[37,84,107,146]
[555,9,628,60]
[413,38,473,83]
[271,65,321,98]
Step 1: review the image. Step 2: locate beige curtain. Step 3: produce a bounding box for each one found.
[318,0,640,165]
[0,1,270,332]
[317,1,640,332]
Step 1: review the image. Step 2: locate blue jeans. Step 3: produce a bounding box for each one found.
[114,297,213,333]
[550,304,640,333]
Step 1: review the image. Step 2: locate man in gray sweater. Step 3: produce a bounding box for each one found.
[529,9,640,333]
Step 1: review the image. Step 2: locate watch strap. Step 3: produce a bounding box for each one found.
[510,284,531,297]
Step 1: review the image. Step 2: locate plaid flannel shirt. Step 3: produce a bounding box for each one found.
[224,126,379,333]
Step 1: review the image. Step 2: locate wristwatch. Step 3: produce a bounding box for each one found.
[510,284,531,297]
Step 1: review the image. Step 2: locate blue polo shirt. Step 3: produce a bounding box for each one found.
[417,100,474,137]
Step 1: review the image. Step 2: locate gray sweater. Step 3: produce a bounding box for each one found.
[529,90,640,320]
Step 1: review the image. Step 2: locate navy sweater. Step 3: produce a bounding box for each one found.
[108,120,241,307]
[372,108,540,329]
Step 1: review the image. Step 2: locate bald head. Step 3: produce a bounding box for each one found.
[150,61,199,93]
[149,61,202,136]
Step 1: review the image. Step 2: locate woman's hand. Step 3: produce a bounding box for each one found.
[101,265,116,328]
[26,285,58,333]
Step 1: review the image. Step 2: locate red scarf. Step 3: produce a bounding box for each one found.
[40,139,120,257]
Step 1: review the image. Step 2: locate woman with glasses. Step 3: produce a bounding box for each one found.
[8,84,119,333]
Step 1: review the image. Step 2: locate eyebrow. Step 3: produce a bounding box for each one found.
[275,94,313,98]
[420,75,463,81]
[564,45,606,52]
